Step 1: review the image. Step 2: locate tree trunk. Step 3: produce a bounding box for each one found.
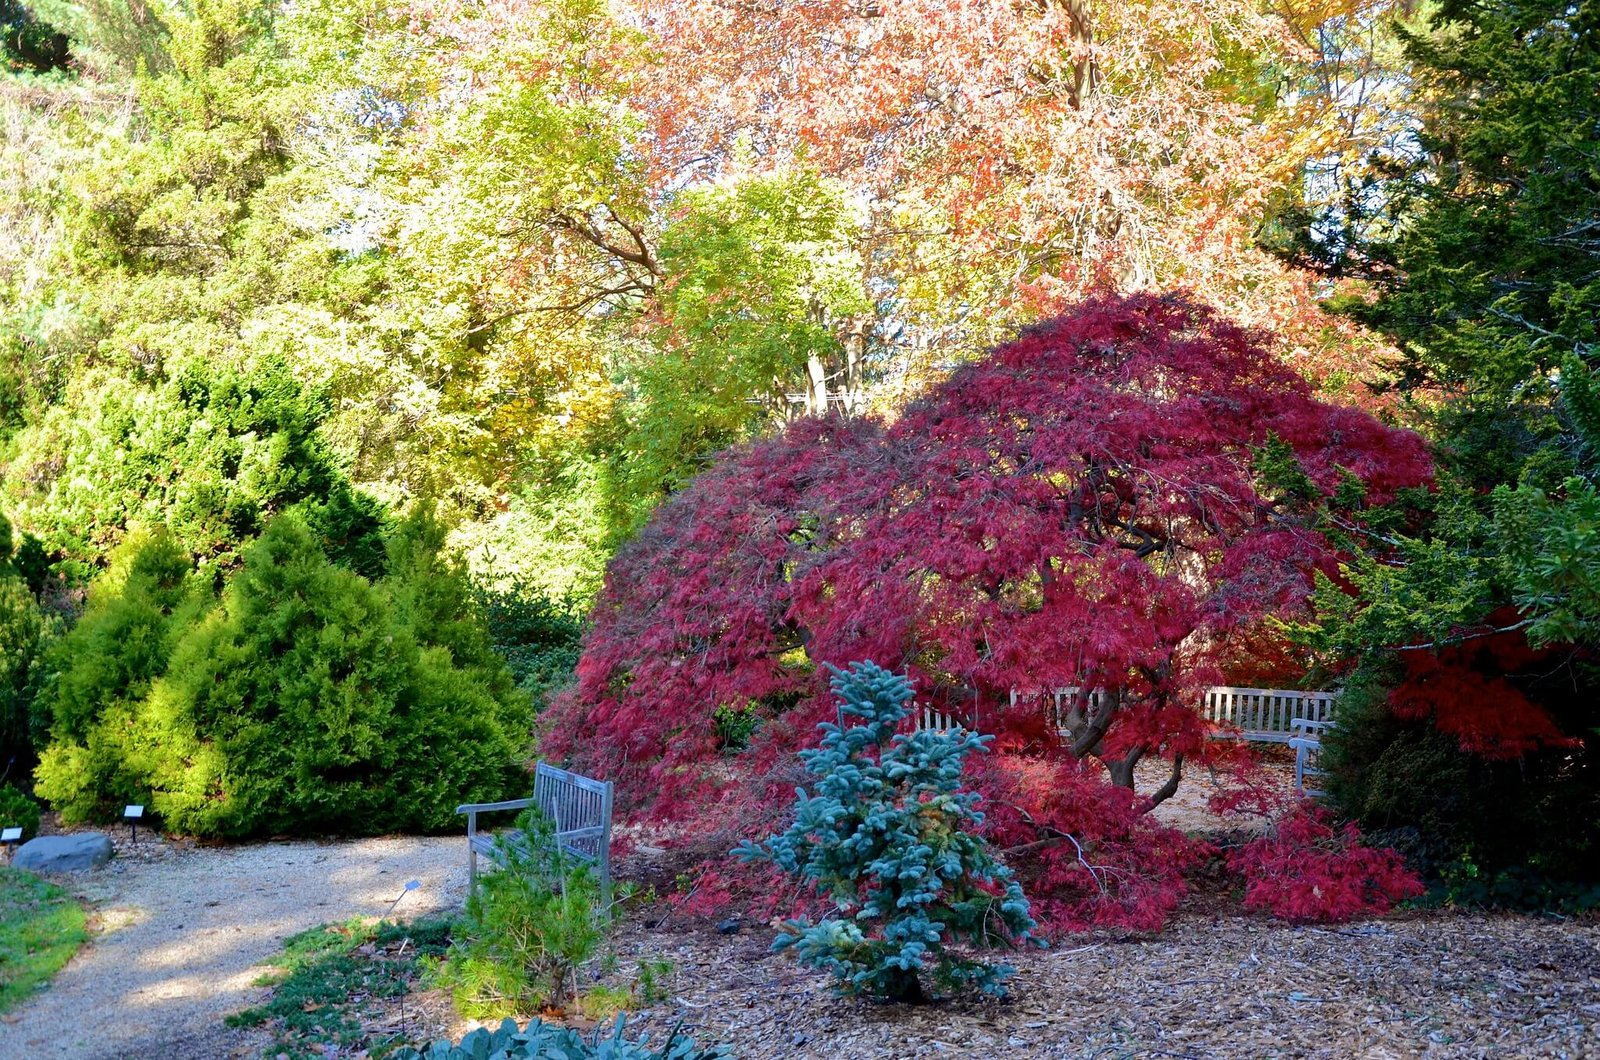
[807,351,829,416]
[1147,753,1184,807]
[842,318,867,414]
[1061,0,1097,109]
[1069,686,1119,758]
[1105,743,1144,789]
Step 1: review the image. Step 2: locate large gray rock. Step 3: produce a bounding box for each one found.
[13,833,114,872]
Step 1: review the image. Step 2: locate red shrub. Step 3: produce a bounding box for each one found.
[979,753,1213,933]
[1227,805,1424,922]
[1388,622,1578,760]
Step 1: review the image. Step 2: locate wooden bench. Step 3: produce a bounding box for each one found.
[456,762,614,899]
[920,686,1340,744]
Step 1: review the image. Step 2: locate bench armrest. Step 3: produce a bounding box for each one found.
[458,798,534,843]
[456,798,534,815]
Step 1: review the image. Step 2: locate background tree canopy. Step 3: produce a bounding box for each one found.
[3,0,1416,593]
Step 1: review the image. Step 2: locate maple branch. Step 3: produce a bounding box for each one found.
[1395,618,1535,651]
[1320,511,1408,550]
[1103,514,1165,557]
[997,803,1117,895]
[601,203,658,272]
[554,210,662,278]
[534,277,654,318]
[1147,753,1184,807]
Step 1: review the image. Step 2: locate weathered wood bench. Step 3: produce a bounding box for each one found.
[1201,687,1336,743]
[919,685,1339,744]
[456,761,614,899]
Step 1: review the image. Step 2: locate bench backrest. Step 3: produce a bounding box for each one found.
[532,761,614,891]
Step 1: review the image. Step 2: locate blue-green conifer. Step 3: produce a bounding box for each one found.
[735,661,1038,1002]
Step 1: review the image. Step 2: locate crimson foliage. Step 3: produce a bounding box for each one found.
[1227,805,1424,922]
[1387,621,1578,761]
[550,293,1433,929]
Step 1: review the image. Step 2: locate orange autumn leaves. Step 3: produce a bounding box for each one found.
[413,0,1403,399]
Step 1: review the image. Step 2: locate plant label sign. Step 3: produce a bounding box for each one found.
[124,805,144,818]
[1,827,20,842]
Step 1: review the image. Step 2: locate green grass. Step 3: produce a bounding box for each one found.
[0,865,89,1014]
[226,916,454,1059]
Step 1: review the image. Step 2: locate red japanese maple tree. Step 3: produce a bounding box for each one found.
[547,292,1433,927]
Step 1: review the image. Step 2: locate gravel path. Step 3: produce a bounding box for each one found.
[2,834,469,1060]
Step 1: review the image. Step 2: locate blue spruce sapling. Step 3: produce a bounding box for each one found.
[733,661,1038,1002]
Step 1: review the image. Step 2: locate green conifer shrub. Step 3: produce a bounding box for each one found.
[385,511,528,709]
[33,529,205,822]
[734,661,1037,1003]
[0,783,40,840]
[36,513,532,837]
[138,514,529,837]
[433,807,611,1017]
[1,359,384,581]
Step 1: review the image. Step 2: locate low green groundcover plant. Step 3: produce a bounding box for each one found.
[0,866,88,1013]
[226,916,453,1059]
[0,784,41,841]
[392,1015,726,1060]
[735,661,1038,1002]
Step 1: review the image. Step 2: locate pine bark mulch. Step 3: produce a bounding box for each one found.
[612,910,1599,1059]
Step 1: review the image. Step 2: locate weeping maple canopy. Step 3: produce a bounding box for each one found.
[547,293,1432,816]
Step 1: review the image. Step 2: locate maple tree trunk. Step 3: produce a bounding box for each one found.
[1105,743,1143,788]
[1068,686,1118,758]
[1148,753,1184,807]
[1059,0,1097,109]
[806,352,829,415]
[842,318,867,414]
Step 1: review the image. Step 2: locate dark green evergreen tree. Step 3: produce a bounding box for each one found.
[1,0,69,74]
[0,509,52,779]
[1314,0,1600,652]
[1298,0,1600,905]
[1342,0,1599,487]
